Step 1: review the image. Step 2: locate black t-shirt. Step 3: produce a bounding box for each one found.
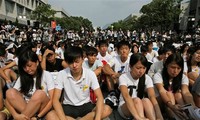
[46,58,64,72]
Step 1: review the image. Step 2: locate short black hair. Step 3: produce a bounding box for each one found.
[64,46,83,64]
[98,40,108,47]
[86,46,98,56]
[117,40,131,50]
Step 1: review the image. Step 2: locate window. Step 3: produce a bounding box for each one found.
[5,1,14,14]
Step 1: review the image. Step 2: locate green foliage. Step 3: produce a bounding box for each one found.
[109,0,182,32]
[31,4,56,26]
[139,0,182,31]
[54,16,93,31]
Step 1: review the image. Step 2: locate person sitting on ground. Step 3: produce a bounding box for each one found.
[153,53,197,119]
[192,75,200,108]
[41,44,68,72]
[118,53,163,120]
[5,50,56,120]
[148,44,176,78]
[82,46,103,77]
[103,40,131,107]
[185,46,200,87]
[0,43,17,88]
[53,46,112,120]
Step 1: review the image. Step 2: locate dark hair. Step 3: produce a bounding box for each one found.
[187,46,200,72]
[86,46,98,56]
[158,47,164,55]
[64,46,83,64]
[41,44,55,55]
[98,40,108,47]
[162,53,183,93]
[163,45,176,54]
[18,50,43,96]
[140,45,148,53]
[0,43,6,56]
[130,53,147,99]
[117,40,131,50]
[146,41,153,46]
[180,43,189,54]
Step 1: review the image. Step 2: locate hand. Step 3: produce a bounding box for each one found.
[43,49,54,57]
[111,73,120,79]
[171,104,188,119]
[31,117,37,120]
[14,114,29,120]
[135,117,149,120]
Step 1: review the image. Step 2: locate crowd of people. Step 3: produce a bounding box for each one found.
[0,22,200,120]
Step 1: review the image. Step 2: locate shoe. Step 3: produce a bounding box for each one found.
[104,94,119,108]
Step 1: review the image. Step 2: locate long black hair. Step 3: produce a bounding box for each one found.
[162,53,183,93]
[130,53,147,99]
[18,50,43,96]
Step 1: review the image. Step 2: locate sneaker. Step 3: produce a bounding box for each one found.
[104,94,119,108]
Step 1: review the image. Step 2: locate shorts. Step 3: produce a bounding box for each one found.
[62,102,95,118]
[1,107,11,120]
[117,106,133,120]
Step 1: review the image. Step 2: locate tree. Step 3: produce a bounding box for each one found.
[139,0,183,32]
[31,4,56,27]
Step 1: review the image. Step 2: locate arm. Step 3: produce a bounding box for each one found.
[155,83,172,104]
[102,64,120,79]
[181,84,195,106]
[0,80,4,110]
[53,88,67,120]
[147,87,163,120]
[147,63,155,78]
[5,100,29,120]
[93,88,104,120]
[2,61,17,71]
[94,66,102,76]
[61,60,68,69]
[41,49,53,70]
[37,89,54,117]
[120,85,143,119]
[0,68,10,82]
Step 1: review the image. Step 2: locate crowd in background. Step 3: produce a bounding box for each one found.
[0,22,200,120]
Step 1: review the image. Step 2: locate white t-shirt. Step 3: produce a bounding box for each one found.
[146,50,158,62]
[97,52,113,64]
[153,72,189,96]
[82,59,103,71]
[108,55,130,73]
[118,73,153,106]
[148,61,163,78]
[54,67,100,106]
[14,70,54,100]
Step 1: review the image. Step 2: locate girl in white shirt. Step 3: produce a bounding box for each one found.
[118,53,163,120]
[153,53,196,119]
[5,50,56,120]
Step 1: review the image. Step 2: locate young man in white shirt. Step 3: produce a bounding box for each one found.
[103,40,131,108]
[53,46,112,120]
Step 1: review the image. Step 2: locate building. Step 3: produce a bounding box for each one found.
[52,6,70,18]
[0,0,48,25]
[179,0,190,31]
[189,0,200,29]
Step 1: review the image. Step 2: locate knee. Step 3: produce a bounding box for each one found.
[133,97,142,104]
[6,88,18,100]
[104,105,112,115]
[31,90,47,101]
[45,110,59,120]
[142,98,151,103]
[4,69,11,75]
